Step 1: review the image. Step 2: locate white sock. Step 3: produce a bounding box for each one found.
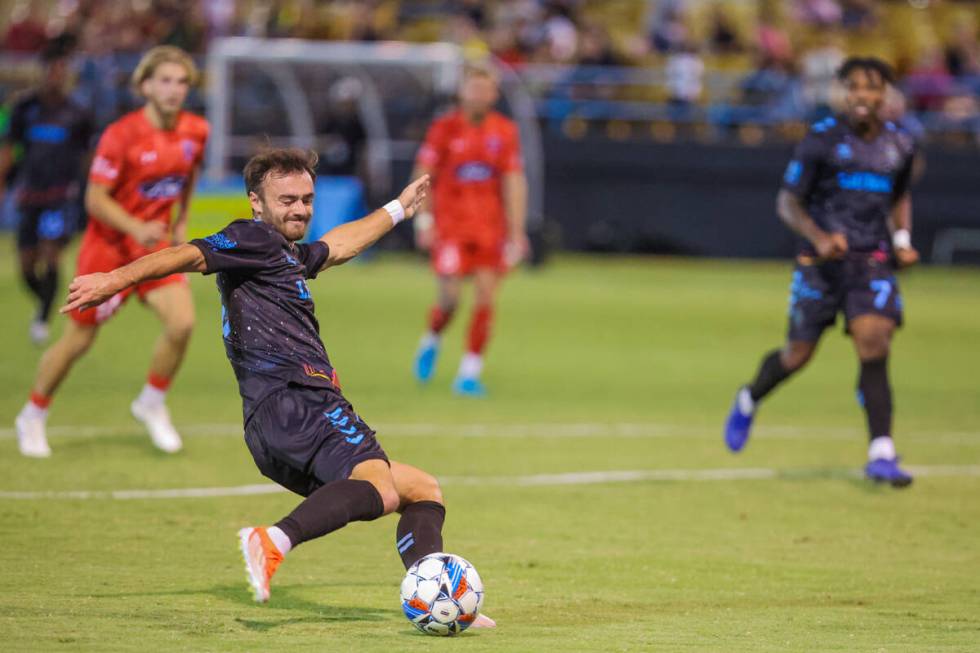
[737,387,755,416]
[868,436,896,461]
[21,401,48,421]
[419,332,440,349]
[136,383,167,407]
[266,526,292,555]
[458,352,483,379]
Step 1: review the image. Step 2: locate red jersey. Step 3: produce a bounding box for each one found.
[416,109,522,245]
[87,108,209,245]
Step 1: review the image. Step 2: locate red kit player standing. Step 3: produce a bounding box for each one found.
[14,46,208,457]
[411,65,528,396]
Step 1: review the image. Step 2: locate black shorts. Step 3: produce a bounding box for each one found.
[787,255,904,342]
[244,385,388,497]
[16,203,75,249]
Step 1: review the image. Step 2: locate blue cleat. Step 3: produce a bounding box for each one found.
[452,376,486,398]
[724,386,755,453]
[864,456,913,488]
[413,341,439,383]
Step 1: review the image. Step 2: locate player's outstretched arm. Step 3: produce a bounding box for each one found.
[319,175,429,269]
[61,244,206,314]
[776,189,848,259]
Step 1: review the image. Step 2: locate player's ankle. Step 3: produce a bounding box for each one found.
[265,526,292,555]
[868,435,896,461]
[458,352,483,379]
[24,392,51,419]
[137,374,171,406]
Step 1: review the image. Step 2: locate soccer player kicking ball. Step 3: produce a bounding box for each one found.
[60,148,495,627]
[14,46,208,457]
[723,57,919,487]
[411,64,529,396]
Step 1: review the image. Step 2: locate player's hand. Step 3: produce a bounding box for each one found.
[132,221,167,248]
[895,245,920,269]
[60,272,123,314]
[815,231,848,260]
[398,174,430,219]
[504,233,531,268]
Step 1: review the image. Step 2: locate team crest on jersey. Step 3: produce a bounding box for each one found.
[181,138,198,162]
[485,135,502,153]
[835,143,852,161]
[139,150,158,165]
[139,175,187,199]
[884,144,899,168]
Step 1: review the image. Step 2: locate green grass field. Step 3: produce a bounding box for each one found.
[1,236,978,652]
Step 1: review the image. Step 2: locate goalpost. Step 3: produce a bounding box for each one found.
[204,38,544,234]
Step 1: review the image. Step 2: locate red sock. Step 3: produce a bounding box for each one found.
[147,373,172,392]
[428,306,454,335]
[29,391,52,409]
[467,306,493,355]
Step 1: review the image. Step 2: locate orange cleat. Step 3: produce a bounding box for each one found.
[237,527,284,603]
[471,613,497,628]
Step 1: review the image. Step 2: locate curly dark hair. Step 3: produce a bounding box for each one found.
[837,56,895,86]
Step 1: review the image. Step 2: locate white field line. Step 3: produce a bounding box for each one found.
[1,465,979,501]
[0,421,977,444]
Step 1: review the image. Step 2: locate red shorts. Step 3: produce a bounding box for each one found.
[69,229,187,326]
[430,240,506,277]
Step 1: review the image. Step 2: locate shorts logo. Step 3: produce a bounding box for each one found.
[139,175,187,199]
[783,160,802,185]
[324,407,363,443]
[303,363,330,381]
[203,232,237,251]
[835,143,852,161]
[788,270,822,314]
[455,162,494,182]
[38,209,66,240]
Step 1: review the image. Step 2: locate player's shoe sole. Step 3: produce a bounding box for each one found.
[865,457,914,488]
[238,527,285,603]
[131,399,183,453]
[723,386,754,453]
[414,343,439,383]
[15,413,51,458]
[452,376,486,397]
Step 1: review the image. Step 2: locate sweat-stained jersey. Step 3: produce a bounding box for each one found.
[189,219,334,422]
[416,109,522,246]
[781,116,915,256]
[87,108,209,245]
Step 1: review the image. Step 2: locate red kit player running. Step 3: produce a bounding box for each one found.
[411,64,528,396]
[14,46,208,457]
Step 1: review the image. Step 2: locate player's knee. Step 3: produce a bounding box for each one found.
[412,471,443,505]
[377,485,401,516]
[781,346,813,372]
[165,316,196,343]
[856,335,890,361]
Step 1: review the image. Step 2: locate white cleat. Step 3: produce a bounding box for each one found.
[472,613,497,628]
[29,320,50,346]
[15,410,51,458]
[131,399,183,453]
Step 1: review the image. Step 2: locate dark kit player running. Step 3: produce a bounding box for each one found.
[0,38,93,344]
[723,57,920,487]
[60,148,495,627]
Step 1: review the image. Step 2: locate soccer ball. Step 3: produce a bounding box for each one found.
[400,552,484,636]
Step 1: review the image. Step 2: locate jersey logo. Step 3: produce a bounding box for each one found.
[91,155,119,180]
[181,139,198,162]
[486,135,502,153]
[27,124,68,144]
[203,232,237,251]
[139,175,187,200]
[837,171,892,194]
[455,161,494,182]
[835,143,852,161]
[139,151,158,165]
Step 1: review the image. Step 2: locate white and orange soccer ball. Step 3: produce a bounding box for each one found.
[400,552,484,636]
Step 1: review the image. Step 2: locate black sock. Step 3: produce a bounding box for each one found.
[396,501,446,569]
[38,265,59,322]
[858,357,892,441]
[748,349,794,402]
[21,269,43,302]
[274,479,384,548]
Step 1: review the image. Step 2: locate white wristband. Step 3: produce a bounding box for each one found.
[383,199,405,225]
[893,229,911,250]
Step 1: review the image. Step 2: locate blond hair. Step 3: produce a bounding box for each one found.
[131,46,199,97]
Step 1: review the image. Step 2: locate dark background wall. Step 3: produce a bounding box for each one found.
[541,136,980,264]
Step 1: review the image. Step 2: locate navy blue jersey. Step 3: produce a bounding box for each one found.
[190,219,333,422]
[5,92,93,207]
[781,116,916,255]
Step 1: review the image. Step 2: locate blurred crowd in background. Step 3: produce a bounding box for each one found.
[1,0,979,143]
